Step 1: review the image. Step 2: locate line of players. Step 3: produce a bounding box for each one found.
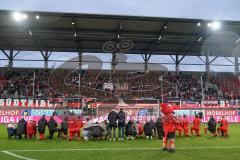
[8,115,228,141]
[7,115,84,141]
[161,104,229,153]
[174,115,229,137]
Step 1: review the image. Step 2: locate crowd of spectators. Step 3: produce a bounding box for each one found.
[0,69,239,101]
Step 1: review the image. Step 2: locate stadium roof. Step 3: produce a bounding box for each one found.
[0,10,240,57]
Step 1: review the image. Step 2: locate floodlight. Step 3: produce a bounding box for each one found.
[36,15,40,19]
[22,14,28,19]
[197,22,201,27]
[207,22,212,27]
[212,21,221,30]
[13,12,28,22]
[13,12,22,21]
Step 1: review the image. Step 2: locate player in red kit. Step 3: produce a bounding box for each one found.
[181,115,189,137]
[27,120,34,139]
[190,115,201,136]
[32,120,37,139]
[75,116,83,139]
[161,103,177,153]
[175,116,182,137]
[217,116,229,137]
[68,117,77,141]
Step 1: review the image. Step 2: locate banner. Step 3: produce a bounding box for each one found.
[181,100,240,108]
[0,116,63,124]
[90,115,158,124]
[205,110,239,116]
[89,115,240,123]
[103,83,113,90]
[0,98,63,108]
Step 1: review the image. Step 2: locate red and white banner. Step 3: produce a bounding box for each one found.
[180,100,239,109]
[0,116,63,124]
[0,110,21,116]
[205,110,238,116]
[0,98,62,108]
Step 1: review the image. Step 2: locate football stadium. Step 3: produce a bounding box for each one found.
[0,1,240,160]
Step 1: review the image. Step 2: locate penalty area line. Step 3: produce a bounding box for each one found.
[4,146,240,152]
[2,151,36,160]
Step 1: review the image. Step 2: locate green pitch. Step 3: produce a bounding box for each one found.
[0,124,240,160]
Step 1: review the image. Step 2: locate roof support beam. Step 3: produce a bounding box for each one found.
[13,50,21,59]
[234,56,239,76]
[170,55,176,62]
[197,56,206,63]
[209,56,218,64]
[178,55,186,63]
[224,57,235,65]
[175,55,185,74]
[1,50,10,59]
[205,55,210,78]
[8,50,14,68]
[41,51,52,69]
[201,55,218,76]
[111,51,117,79]
[1,50,21,68]
[141,53,152,73]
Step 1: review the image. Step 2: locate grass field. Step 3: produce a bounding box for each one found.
[0,124,240,160]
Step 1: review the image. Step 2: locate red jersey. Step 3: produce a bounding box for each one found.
[27,122,34,135]
[193,118,201,129]
[32,121,37,134]
[138,124,143,135]
[175,120,182,129]
[181,117,189,128]
[76,119,83,129]
[162,114,176,132]
[68,120,76,132]
[220,119,228,130]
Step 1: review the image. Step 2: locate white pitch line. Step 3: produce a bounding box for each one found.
[2,151,36,160]
[4,146,240,152]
